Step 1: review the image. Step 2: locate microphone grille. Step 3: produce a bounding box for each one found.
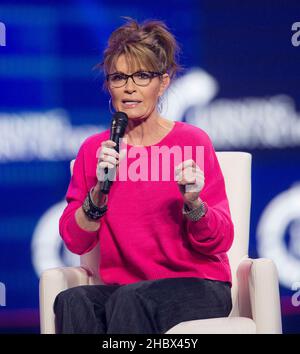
[113,111,128,126]
[111,111,128,137]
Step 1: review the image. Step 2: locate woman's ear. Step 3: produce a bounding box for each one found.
[158,73,170,96]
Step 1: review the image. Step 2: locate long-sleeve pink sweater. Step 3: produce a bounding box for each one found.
[59,121,234,286]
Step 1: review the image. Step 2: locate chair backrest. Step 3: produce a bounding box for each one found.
[215,152,252,315]
[73,151,252,310]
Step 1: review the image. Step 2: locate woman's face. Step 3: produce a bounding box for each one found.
[108,54,170,120]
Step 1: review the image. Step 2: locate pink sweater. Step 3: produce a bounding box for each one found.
[59,121,234,286]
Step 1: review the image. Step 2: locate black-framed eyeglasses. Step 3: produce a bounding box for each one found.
[106,71,163,88]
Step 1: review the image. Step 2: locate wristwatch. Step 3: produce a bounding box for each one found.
[182,199,208,221]
[82,188,108,220]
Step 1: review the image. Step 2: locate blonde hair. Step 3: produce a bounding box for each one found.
[96,17,182,88]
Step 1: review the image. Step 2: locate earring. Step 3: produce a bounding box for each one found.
[109,98,116,114]
[157,96,163,114]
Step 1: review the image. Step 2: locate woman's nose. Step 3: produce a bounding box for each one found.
[124,77,136,93]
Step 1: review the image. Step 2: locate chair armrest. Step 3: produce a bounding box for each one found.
[39,266,90,334]
[165,316,256,334]
[237,258,282,334]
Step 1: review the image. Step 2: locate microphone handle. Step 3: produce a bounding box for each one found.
[100,141,119,195]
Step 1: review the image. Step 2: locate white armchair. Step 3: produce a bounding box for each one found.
[39,152,282,334]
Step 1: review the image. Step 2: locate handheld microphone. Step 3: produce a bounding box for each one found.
[100,111,128,194]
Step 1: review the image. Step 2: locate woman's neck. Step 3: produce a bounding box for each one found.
[123,114,173,146]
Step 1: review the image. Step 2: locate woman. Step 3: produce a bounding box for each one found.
[54,18,234,334]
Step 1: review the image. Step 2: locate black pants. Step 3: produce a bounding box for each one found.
[53,277,232,334]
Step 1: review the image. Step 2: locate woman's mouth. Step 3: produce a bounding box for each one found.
[122,100,142,108]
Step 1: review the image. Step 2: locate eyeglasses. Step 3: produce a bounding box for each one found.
[106,71,163,88]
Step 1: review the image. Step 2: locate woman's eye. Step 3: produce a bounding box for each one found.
[111,74,124,81]
[137,72,151,79]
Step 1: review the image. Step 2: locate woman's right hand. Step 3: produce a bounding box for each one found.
[96,139,126,184]
[76,140,127,230]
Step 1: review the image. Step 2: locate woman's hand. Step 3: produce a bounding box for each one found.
[175,159,205,208]
[96,140,127,184]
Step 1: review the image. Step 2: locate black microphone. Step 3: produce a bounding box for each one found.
[100,111,128,194]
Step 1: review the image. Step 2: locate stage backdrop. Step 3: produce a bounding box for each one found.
[0,0,300,333]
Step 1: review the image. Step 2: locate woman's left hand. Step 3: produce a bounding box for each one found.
[175,159,205,207]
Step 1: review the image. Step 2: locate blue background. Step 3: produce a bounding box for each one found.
[0,0,300,333]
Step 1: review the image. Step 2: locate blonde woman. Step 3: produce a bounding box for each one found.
[54,18,233,334]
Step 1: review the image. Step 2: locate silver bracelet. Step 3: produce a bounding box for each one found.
[90,186,108,207]
[82,188,108,220]
[182,199,208,221]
